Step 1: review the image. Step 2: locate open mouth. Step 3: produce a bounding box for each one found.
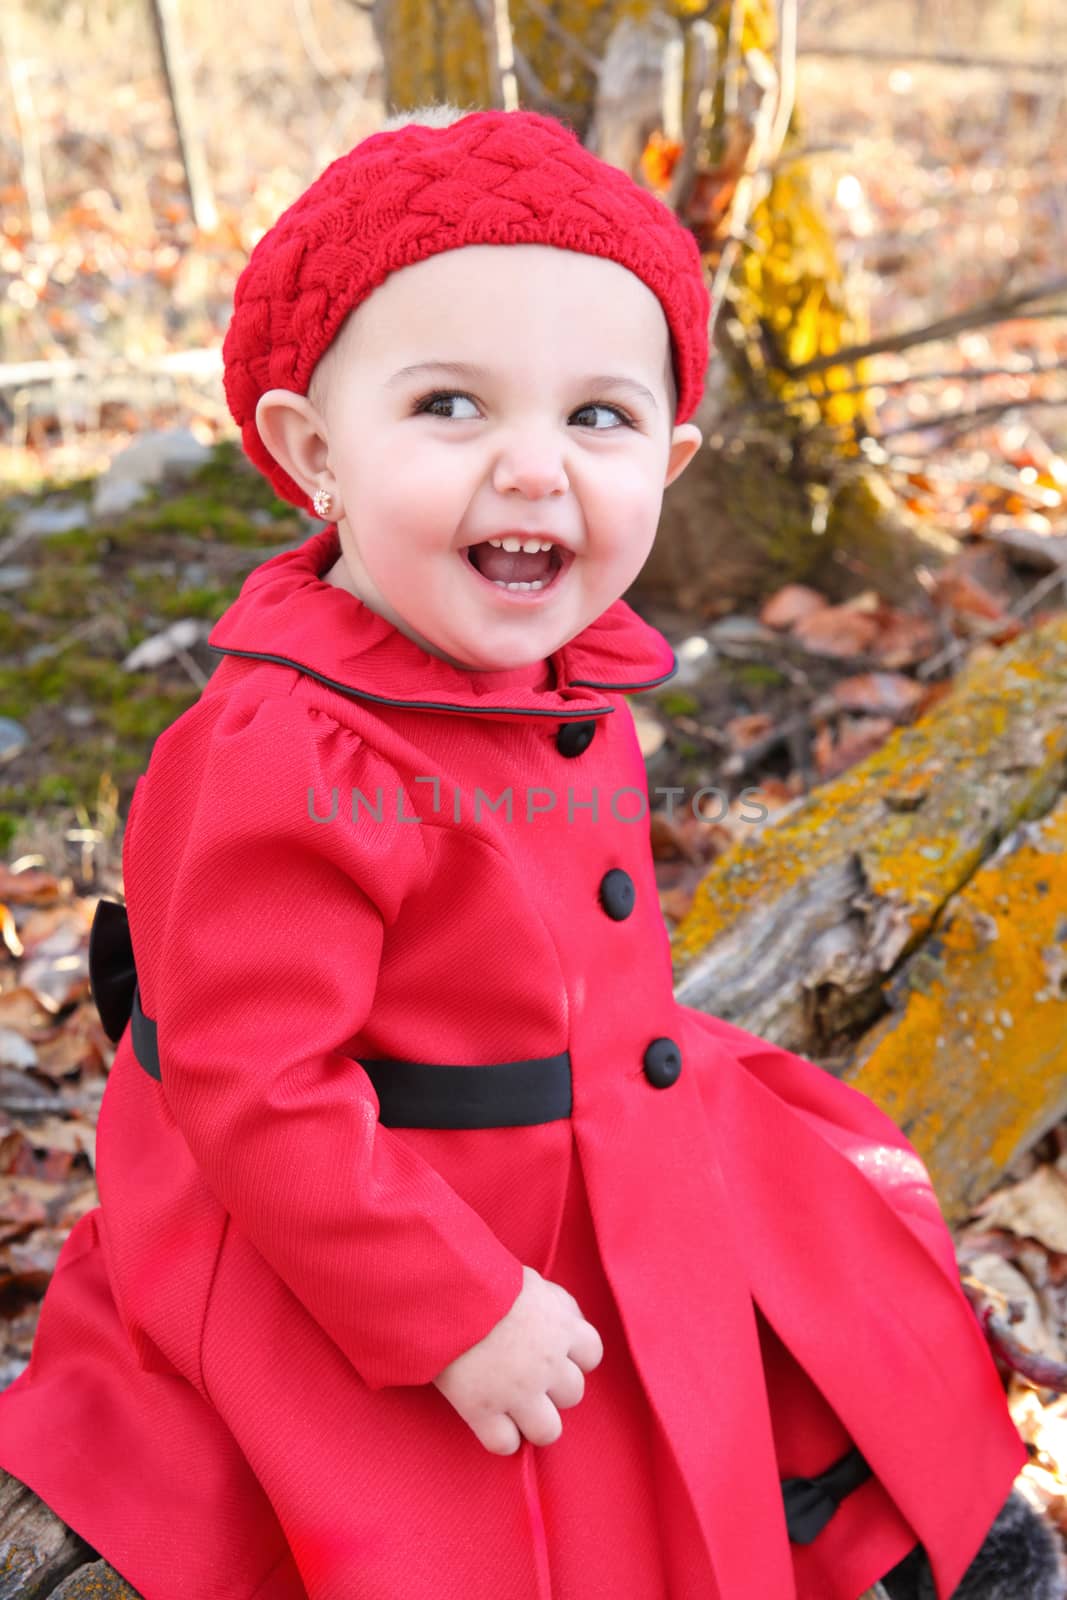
[462,540,573,598]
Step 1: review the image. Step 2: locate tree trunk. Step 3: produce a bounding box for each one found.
[670,611,1067,1223]
[369,0,950,613]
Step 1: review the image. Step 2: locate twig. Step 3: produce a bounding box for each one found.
[916,560,1067,682]
[719,693,840,780]
[723,0,745,119]
[798,42,1067,77]
[749,358,1066,410]
[517,0,602,77]
[174,646,209,690]
[0,5,49,243]
[861,391,1067,447]
[786,277,1067,381]
[708,47,782,332]
[146,0,218,233]
[466,0,560,118]
[508,42,574,117]
[488,0,519,111]
[291,0,335,82]
[768,0,797,165]
[666,20,715,220]
[961,1273,1067,1393]
[21,613,123,665]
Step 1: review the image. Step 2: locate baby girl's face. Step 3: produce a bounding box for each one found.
[256,244,702,672]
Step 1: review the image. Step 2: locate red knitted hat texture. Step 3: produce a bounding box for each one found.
[222,108,712,514]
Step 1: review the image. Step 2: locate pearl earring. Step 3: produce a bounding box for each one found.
[313,487,333,519]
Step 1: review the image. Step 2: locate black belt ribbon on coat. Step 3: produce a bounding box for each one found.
[87,896,874,1542]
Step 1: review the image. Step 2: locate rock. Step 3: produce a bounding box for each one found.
[122,620,209,672]
[10,503,88,541]
[91,478,148,520]
[670,633,720,689]
[0,719,29,765]
[0,567,35,591]
[90,428,212,521]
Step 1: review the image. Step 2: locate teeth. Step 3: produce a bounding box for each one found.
[488,536,555,553]
[491,578,549,591]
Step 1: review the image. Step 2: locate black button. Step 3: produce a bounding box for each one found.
[643,1037,682,1088]
[556,720,596,758]
[598,868,635,921]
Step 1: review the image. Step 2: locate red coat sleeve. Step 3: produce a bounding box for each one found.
[136,692,524,1390]
[679,1005,962,1283]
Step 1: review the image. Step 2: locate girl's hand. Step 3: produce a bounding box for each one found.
[431,1265,604,1455]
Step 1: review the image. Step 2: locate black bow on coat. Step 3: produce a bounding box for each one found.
[88,897,137,1044]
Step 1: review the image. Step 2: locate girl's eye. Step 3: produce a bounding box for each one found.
[412,391,635,429]
[571,402,634,430]
[415,391,480,421]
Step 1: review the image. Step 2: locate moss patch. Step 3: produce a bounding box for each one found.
[1,439,303,830]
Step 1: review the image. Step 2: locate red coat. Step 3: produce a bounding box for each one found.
[0,524,1025,1600]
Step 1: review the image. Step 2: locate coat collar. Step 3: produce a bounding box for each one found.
[206,524,678,723]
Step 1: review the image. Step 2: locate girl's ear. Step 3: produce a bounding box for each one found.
[254,390,333,503]
[665,423,702,489]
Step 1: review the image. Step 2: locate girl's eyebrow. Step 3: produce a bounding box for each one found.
[385,359,659,412]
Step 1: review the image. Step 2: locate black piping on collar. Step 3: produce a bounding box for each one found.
[570,662,678,691]
[207,646,677,719]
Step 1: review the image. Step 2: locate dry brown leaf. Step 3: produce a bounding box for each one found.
[0,1183,49,1244]
[0,866,67,905]
[831,672,926,718]
[658,884,699,924]
[16,902,93,954]
[724,712,776,750]
[868,611,940,669]
[18,915,92,1014]
[650,811,700,862]
[814,717,896,780]
[790,605,880,658]
[838,589,883,613]
[759,583,828,630]
[1010,1388,1067,1497]
[10,1117,95,1181]
[32,1011,109,1085]
[932,568,1009,622]
[972,1165,1067,1255]
[0,987,59,1036]
[0,1228,70,1293]
[965,1252,1061,1360]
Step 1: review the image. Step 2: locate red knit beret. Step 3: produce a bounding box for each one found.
[222,107,711,514]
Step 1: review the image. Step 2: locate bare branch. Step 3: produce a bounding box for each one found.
[768,0,797,162]
[798,42,1067,77]
[708,46,783,332]
[863,391,1067,447]
[0,4,50,242]
[518,0,602,77]
[292,0,335,80]
[786,278,1067,380]
[747,358,1066,410]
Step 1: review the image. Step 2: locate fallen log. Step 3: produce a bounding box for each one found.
[670,612,1067,1224]
[0,1466,142,1597]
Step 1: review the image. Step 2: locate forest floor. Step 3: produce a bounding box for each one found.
[1,0,1066,1559]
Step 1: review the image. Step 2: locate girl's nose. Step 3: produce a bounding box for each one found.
[491,438,569,500]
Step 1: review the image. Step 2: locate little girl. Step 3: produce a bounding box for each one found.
[0,104,1060,1600]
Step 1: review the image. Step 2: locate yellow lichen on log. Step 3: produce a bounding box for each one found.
[842,795,1067,1223]
[671,616,1067,1058]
